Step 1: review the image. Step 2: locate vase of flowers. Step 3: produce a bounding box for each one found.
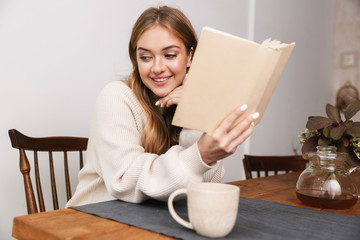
[296,101,360,208]
[298,100,360,165]
[295,145,359,209]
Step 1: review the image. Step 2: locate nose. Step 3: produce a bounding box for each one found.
[152,57,165,74]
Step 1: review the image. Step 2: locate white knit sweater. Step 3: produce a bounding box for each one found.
[66,80,224,207]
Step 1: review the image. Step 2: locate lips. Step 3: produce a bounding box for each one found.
[151,76,173,86]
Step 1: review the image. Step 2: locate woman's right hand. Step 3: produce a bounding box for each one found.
[197,104,259,165]
[155,74,188,108]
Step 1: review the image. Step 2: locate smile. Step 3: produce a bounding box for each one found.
[152,76,172,82]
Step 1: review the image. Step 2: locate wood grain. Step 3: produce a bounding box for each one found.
[13,171,360,240]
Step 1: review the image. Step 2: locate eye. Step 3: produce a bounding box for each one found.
[138,55,152,61]
[165,53,177,59]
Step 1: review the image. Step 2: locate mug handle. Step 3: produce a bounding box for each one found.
[168,188,193,229]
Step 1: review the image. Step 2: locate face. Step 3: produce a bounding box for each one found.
[136,25,192,98]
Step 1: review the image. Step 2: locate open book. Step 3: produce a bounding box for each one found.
[172,27,295,133]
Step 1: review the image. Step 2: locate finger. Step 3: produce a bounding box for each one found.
[156,96,180,108]
[227,112,258,149]
[214,112,258,153]
[227,123,255,150]
[155,98,168,108]
[156,86,184,108]
[156,94,174,107]
[212,104,248,136]
[226,112,259,141]
[165,97,181,107]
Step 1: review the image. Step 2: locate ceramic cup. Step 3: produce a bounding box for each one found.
[168,182,239,238]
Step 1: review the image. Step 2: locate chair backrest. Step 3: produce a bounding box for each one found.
[243,154,306,179]
[8,129,88,214]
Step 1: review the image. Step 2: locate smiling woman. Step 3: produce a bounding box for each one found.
[65,5,257,208]
[2,1,338,239]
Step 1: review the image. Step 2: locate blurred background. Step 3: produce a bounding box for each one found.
[1,0,359,239]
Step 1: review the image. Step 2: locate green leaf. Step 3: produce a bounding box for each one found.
[344,100,360,120]
[318,137,331,146]
[306,116,334,130]
[346,126,360,137]
[343,120,353,129]
[330,125,346,140]
[322,127,331,138]
[326,104,341,123]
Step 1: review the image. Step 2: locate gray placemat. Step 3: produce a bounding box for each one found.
[71,197,360,240]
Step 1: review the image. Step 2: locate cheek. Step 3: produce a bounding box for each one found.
[137,62,149,77]
[170,59,188,74]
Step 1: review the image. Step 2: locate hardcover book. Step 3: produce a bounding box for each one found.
[172,27,295,133]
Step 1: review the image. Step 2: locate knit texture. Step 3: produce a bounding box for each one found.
[66,80,224,207]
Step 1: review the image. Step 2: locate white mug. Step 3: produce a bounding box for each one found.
[168,182,239,238]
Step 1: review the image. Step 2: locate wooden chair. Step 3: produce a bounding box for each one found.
[243,154,306,179]
[8,129,88,214]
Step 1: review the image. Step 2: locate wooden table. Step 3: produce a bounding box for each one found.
[12,172,360,240]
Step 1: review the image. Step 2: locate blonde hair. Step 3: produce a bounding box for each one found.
[128,6,197,154]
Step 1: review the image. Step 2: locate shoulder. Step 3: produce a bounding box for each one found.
[94,80,146,130]
[95,80,145,123]
[99,80,133,99]
[96,80,140,108]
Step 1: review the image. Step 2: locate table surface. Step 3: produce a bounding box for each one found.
[12,171,360,240]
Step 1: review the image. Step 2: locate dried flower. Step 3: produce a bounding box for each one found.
[350,137,360,159]
[298,129,320,144]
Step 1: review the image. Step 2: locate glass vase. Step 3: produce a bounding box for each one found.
[296,146,359,209]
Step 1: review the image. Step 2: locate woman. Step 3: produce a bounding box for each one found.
[66,6,258,207]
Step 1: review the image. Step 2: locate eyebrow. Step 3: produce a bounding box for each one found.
[137,45,181,52]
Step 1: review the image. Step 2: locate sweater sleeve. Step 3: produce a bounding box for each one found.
[89,81,223,203]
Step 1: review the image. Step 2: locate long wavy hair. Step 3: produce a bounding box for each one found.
[128,6,197,154]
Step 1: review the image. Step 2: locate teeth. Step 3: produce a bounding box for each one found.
[153,77,170,82]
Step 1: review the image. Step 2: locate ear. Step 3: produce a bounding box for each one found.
[186,48,193,68]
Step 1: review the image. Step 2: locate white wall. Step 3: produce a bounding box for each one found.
[222,0,335,182]
[249,0,335,155]
[0,0,334,239]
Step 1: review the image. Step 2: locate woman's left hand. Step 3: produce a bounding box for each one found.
[155,85,184,108]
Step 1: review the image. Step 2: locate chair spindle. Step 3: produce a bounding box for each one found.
[49,151,59,210]
[34,150,45,212]
[19,149,38,214]
[64,151,72,201]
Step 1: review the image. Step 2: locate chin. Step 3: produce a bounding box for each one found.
[153,89,173,98]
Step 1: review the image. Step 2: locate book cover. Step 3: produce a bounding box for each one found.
[172,27,295,133]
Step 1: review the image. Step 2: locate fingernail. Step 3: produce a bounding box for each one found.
[160,103,164,108]
[240,104,248,111]
[252,112,260,120]
[155,100,160,106]
[251,122,255,127]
